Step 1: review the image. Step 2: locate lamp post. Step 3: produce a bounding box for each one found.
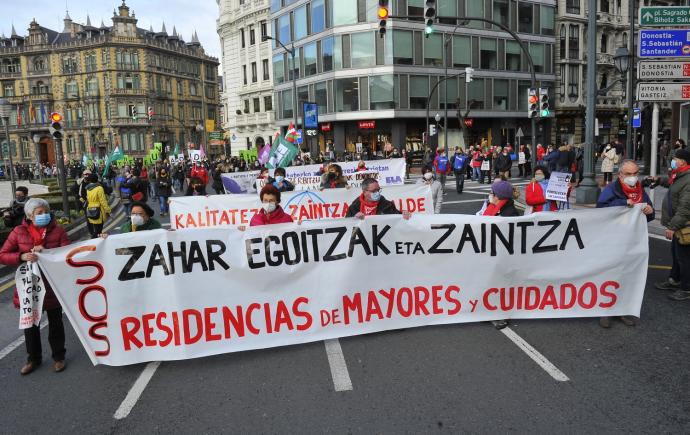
[0,98,17,193]
[613,47,631,157]
[263,35,297,134]
[627,0,635,161]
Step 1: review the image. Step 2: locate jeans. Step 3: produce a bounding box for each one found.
[480,170,492,184]
[25,307,65,363]
[454,171,465,192]
[472,167,481,181]
[671,236,690,290]
[437,173,447,191]
[159,196,169,214]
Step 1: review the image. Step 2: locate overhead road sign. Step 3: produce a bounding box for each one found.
[638,61,690,79]
[639,30,690,58]
[637,82,690,101]
[640,7,690,27]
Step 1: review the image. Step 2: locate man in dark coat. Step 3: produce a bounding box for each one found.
[346,178,410,219]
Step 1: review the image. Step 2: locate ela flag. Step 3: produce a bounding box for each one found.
[285,122,298,144]
[266,136,299,169]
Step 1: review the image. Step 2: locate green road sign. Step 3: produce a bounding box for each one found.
[640,7,690,26]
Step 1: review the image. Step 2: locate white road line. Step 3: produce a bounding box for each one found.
[443,199,486,205]
[113,361,162,420]
[324,339,353,392]
[500,327,570,382]
[0,319,48,362]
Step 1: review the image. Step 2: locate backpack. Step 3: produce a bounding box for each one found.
[437,156,449,172]
[453,155,467,171]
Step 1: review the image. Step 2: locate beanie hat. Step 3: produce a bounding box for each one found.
[491,180,514,200]
[675,148,690,163]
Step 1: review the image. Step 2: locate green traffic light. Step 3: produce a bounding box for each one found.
[540,109,550,117]
[425,26,433,34]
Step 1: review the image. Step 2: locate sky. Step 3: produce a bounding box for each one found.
[0,0,222,69]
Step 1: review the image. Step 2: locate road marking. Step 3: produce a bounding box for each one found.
[500,327,570,382]
[649,265,672,270]
[443,199,486,205]
[0,319,48,361]
[113,361,162,420]
[0,279,14,294]
[648,233,671,243]
[324,339,353,392]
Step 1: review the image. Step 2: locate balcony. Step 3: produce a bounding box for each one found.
[0,68,22,78]
[27,69,50,77]
[110,117,150,127]
[596,53,614,66]
[149,90,172,99]
[7,122,50,132]
[111,88,147,96]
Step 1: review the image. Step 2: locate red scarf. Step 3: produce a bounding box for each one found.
[483,199,508,216]
[620,180,644,204]
[359,193,379,216]
[27,224,47,246]
[670,165,690,185]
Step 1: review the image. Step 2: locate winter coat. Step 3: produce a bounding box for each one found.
[249,206,294,226]
[157,175,173,197]
[272,179,296,192]
[596,179,655,223]
[0,219,70,311]
[543,150,559,172]
[524,180,557,213]
[601,148,617,173]
[661,169,690,231]
[495,153,512,172]
[120,217,163,233]
[86,183,111,225]
[346,196,401,217]
[556,148,575,171]
[417,178,443,214]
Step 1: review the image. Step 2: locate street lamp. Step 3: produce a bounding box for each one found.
[0,98,17,193]
[263,35,298,136]
[613,47,630,76]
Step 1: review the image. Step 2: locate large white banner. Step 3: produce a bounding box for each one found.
[169,184,433,229]
[255,170,380,192]
[222,158,406,193]
[37,207,648,366]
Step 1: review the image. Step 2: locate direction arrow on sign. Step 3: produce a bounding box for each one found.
[639,30,690,58]
[638,61,690,80]
[637,82,690,101]
[639,7,690,27]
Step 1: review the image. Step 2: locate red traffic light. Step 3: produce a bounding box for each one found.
[50,112,63,122]
[528,95,538,104]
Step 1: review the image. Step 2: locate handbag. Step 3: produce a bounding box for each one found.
[676,224,690,245]
[86,207,100,219]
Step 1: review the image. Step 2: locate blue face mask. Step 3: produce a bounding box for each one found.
[370,191,381,202]
[671,160,678,170]
[33,213,51,227]
[275,176,284,183]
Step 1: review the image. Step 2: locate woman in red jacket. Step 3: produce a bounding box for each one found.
[249,184,294,226]
[0,198,71,375]
[524,165,558,214]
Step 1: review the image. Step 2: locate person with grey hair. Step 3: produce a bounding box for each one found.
[346,178,411,219]
[0,197,71,375]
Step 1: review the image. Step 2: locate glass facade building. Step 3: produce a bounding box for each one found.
[271,0,556,154]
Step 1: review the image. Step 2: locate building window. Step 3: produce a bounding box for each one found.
[493,0,509,28]
[493,79,509,110]
[560,25,566,58]
[568,65,579,101]
[304,43,317,76]
[335,78,359,112]
[529,43,545,74]
[85,53,97,72]
[243,99,250,114]
[243,65,248,85]
[351,32,375,68]
[86,77,98,96]
[33,57,46,72]
[251,62,258,83]
[393,30,413,65]
[264,96,273,111]
[281,89,293,118]
[407,0,423,16]
[65,80,79,98]
[62,56,78,74]
[253,97,261,112]
[250,25,256,45]
[331,0,357,27]
[467,78,485,110]
[273,54,285,84]
[315,82,327,114]
[369,75,396,110]
[21,137,31,159]
[518,2,533,34]
[480,38,497,70]
[240,28,245,48]
[424,33,443,67]
[541,6,554,36]
[322,37,335,72]
[440,77,458,109]
[506,41,522,71]
[294,6,308,40]
[466,0,484,30]
[452,35,471,68]
[566,0,581,14]
[312,0,325,34]
[601,34,608,54]
[568,25,579,60]
[177,80,183,95]
[600,0,610,13]
[278,14,291,43]
[409,75,429,109]
[262,59,270,81]
[260,21,268,39]
[190,82,197,96]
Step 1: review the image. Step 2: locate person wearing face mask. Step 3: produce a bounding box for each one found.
[524,166,558,214]
[0,198,71,375]
[417,165,443,214]
[653,149,690,301]
[249,184,294,226]
[600,144,617,185]
[356,160,368,172]
[116,202,162,233]
[3,186,29,228]
[185,177,207,196]
[433,149,450,191]
[272,167,295,192]
[85,173,111,239]
[347,178,411,219]
[495,147,513,179]
[595,160,654,328]
[157,168,173,215]
[320,164,348,189]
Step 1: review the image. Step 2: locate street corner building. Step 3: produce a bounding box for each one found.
[0,1,220,165]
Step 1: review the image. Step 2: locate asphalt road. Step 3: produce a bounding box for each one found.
[0,174,689,434]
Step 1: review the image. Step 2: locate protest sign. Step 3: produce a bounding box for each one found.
[545,172,572,202]
[170,184,433,229]
[38,206,649,366]
[222,158,406,194]
[16,262,45,329]
[481,160,490,171]
[518,152,526,165]
[189,150,202,163]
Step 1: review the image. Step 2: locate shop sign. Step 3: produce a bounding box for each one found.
[320,123,332,132]
[358,121,376,129]
[463,119,474,128]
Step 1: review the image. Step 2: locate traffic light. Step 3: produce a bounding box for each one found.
[148,106,154,121]
[424,0,436,37]
[539,88,550,117]
[131,106,138,120]
[465,67,474,83]
[49,112,64,140]
[528,89,538,119]
[429,124,437,136]
[377,1,389,38]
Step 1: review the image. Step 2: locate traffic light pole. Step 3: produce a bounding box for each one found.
[54,137,70,220]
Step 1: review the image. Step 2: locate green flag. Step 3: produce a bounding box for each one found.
[266,137,299,169]
[173,143,180,155]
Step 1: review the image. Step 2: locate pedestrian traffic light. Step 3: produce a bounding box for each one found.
[147,106,154,121]
[424,0,436,37]
[131,106,138,120]
[527,88,538,119]
[539,87,550,117]
[48,112,63,140]
[1,142,8,156]
[429,124,437,136]
[378,1,389,38]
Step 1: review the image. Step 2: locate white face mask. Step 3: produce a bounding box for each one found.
[262,202,277,213]
[488,193,496,204]
[131,215,145,227]
[423,172,433,181]
[623,176,638,187]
